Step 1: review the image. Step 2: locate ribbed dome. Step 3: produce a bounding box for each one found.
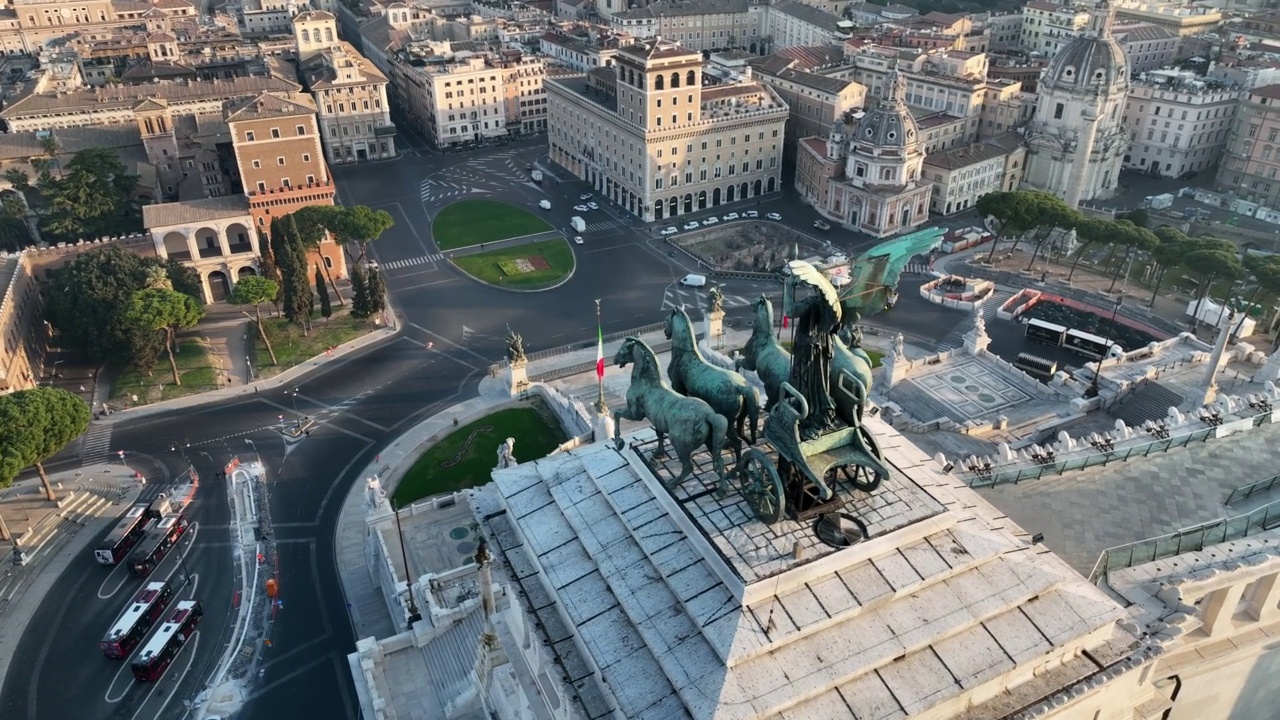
[853,104,918,148]
[1044,35,1126,89]
[1043,2,1126,90]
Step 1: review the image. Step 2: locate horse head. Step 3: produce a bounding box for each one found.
[664,306,694,344]
[613,337,638,368]
[752,295,773,335]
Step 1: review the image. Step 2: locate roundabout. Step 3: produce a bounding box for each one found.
[431,199,552,251]
[450,237,576,289]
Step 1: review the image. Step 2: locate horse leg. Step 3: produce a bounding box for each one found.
[653,430,667,459]
[707,414,730,498]
[668,440,693,488]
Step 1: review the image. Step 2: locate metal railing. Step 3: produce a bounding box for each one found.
[964,426,1216,488]
[1226,473,1280,506]
[1089,489,1280,584]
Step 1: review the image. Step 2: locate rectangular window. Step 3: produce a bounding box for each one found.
[296,125,306,135]
[277,157,285,165]
[246,131,255,141]
[307,174,316,184]
[282,178,291,188]
[252,159,261,168]
[256,181,266,192]
[270,128,281,139]
[303,154,311,163]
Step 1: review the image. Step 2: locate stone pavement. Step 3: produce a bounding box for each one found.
[0,464,147,691]
[976,421,1280,577]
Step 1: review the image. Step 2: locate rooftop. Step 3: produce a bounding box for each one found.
[923,136,1016,170]
[0,75,299,120]
[142,195,251,229]
[771,0,848,34]
[224,91,317,123]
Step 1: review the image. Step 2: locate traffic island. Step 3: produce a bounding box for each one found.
[390,402,566,507]
[432,199,552,251]
[449,238,575,291]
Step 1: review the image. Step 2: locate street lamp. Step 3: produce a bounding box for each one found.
[392,499,422,629]
[287,388,303,432]
[1088,296,1123,399]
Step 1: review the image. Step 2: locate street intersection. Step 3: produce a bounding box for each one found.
[0,141,983,720]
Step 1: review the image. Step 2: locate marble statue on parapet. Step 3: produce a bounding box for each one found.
[892,332,905,360]
[505,326,526,365]
[496,437,517,470]
[708,285,725,315]
[365,476,388,512]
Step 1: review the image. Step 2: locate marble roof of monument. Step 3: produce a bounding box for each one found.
[472,417,1135,720]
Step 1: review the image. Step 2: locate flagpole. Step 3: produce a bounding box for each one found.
[595,299,606,414]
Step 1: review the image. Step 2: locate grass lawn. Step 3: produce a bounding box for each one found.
[111,338,220,406]
[432,199,552,251]
[392,403,567,506]
[452,238,574,288]
[250,309,373,379]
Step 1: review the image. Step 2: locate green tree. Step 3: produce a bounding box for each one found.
[271,217,314,334]
[332,205,394,264]
[316,267,332,321]
[0,191,31,252]
[39,147,140,241]
[125,288,205,385]
[164,258,202,302]
[1147,226,1189,306]
[289,205,345,306]
[1121,207,1150,229]
[1108,223,1160,293]
[46,245,164,364]
[228,276,280,365]
[977,190,1037,263]
[1067,217,1114,282]
[1182,247,1245,307]
[38,133,62,179]
[367,264,387,316]
[0,388,91,501]
[1020,193,1081,271]
[350,264,371,319]
[2,168,30,191]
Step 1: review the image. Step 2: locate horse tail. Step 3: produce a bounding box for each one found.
[707,411,729,455]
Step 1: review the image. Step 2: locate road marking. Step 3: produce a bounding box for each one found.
[380,253,444,270]
[129,630,199,720]
[81,424,114,466]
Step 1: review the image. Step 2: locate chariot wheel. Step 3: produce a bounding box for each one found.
[837,427,889,493]
[737,448,785,525]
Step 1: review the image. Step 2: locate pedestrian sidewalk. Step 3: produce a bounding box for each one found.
[0,464,148,691]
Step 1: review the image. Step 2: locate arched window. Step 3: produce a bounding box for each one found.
[654,74,664,90]
[687,70,696,86]
[1054,103,1064,120]
[1265,146,1274,161]
[671,72,680,89]
[324,28,333,41]
[301,29,310,43]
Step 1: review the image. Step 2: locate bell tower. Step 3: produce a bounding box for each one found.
[134,98,181,200]
[614,38,703,132]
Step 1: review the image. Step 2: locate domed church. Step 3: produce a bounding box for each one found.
[794,66,932,238]
[1024,0,1129,207]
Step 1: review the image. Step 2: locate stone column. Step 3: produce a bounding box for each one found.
[1246,571,1280,624]
[1200,310,1234,407]
[217,226,232,256]
[1200,583,1246,637]
[883,333,908,389]
[963,305,990,356]
[505,359,528,398]
[704,308,725,349]
[1064,106,1101,209]
[185,229,199,260]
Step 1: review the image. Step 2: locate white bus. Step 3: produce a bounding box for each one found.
[1064,328,1119,360]
[1024,318,1067,347]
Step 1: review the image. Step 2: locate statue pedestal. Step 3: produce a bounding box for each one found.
[963,310,990,356]
[1257,352,1280,384]
[704,309,725,348]
[593,408,615,445]
[506,360,529,397]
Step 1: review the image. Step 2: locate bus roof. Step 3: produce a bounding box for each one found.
[136,601,198,662]
[1026,318,1067,332]
[105,581,168,640]
[1065,327,1115,345]
[101,504,149,544]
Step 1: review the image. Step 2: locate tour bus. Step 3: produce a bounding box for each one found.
[1014,352,1059,378]
[127,513,189,578]
[100,581,174,659]
[95,504,154,565]
[1064,328,1119,360]
[1024,318,1068,347]
[131,600,203,682]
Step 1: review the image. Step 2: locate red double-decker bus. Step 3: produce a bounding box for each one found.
[99,581,174,659]
[130,600,202,682]
[127,513,189,578]
[95,504,153,565]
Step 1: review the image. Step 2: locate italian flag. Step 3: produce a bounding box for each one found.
[596,321,605,379]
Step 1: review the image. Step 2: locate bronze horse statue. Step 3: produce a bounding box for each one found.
[612,337,728,491]
[737,296,792,411]
[663,307,759,466]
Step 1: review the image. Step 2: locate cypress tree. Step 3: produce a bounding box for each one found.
[367,265,387,315]
[316,266,332,321]
[272,217,313,333]
[350,264,371,319]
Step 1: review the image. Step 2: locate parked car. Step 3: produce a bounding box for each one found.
[702,217,719,226]
[587,202,599,210]
[660,226,679,235]
[813,220,831,231]
[539,200,552,210]
[766,212,782,221]
[722,212,739,221]
[573,236,584,245]
[683,221,700,230]
[574,204,590,212]
[580,193,594,201]
[744,210,759,218]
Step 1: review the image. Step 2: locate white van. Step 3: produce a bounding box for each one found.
[539,199,551,210]
[679,274,707,288]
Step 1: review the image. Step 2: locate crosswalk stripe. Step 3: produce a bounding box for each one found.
[80,424,114,467]
[381,253,444,270]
